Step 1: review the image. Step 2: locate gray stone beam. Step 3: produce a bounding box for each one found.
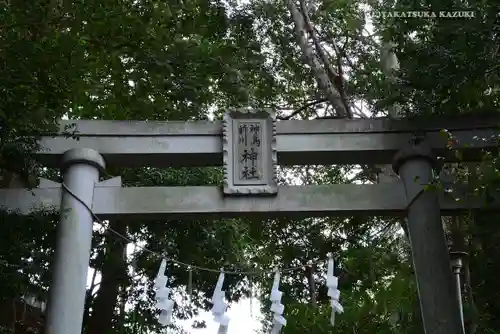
[35,117,499,168]
[1,183,497,220]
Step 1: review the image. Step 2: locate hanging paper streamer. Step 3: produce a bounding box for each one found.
[154,258,175,326]
[249,276,253,318]
[188,266,193,303]
[210,269,230,334]
[326,254,343,326]
[269,268,286,334]
[131,244,138,274]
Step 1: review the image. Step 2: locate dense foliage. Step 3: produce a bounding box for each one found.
[0,0,499,333]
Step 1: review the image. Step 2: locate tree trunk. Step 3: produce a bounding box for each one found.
[306,264,317,308]
[83,259,100,329]
[380,37,425,333]
[285,0,349,118]
[400,219,425,333]
[87,221,128,334]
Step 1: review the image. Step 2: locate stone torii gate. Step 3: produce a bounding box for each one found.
[1,111,499,334]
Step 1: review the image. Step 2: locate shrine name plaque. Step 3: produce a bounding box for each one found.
[222,108,277,196]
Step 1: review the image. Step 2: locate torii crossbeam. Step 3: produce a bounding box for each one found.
[36,116,499,168]
[1,182,496,220]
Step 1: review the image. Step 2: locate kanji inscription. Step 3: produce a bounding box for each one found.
[237,122,262,182]
[222,109,277,195]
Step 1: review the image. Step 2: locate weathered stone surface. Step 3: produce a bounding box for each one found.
[1,182,498,220]
[222,109,277,195]
[34,117,500,168]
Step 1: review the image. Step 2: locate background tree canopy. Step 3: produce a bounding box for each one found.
[0,0,499,333]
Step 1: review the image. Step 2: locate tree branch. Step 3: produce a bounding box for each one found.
[277,98,328,120]
[298,0,352,118]
[285,0,348,118]
[351,104,369,118]
[329,38,353,117]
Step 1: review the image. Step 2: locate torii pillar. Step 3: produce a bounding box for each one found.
[45,148,106,334]
[393,142,464,334]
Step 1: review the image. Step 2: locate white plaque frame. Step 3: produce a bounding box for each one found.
[222,108,277,196]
